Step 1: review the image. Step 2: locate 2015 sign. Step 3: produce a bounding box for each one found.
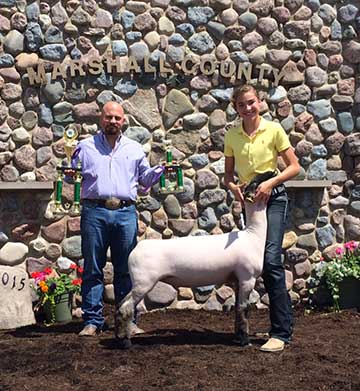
[1,271,26,291]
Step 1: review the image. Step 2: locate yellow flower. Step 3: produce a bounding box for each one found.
[40,285,49,293]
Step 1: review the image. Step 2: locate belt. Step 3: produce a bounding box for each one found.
[271,184,286,196]
[245,183,286,202]
[82,198,135,210]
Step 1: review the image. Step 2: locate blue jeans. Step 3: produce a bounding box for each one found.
[263,192,293,343]
[80,201,138,329]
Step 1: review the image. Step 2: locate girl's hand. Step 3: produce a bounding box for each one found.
[254,179,274,203]
[230,184,245,205]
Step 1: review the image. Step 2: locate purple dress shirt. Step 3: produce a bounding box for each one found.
[72,132,163,201]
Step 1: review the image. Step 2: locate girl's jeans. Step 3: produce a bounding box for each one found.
[263,192,293,343]
[80,202,138,330]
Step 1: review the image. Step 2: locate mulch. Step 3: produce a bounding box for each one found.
[0,306,359,391]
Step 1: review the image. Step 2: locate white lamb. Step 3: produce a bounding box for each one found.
[115,172,273,349]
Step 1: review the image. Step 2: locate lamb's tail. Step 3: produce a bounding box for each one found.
[115,292,134,339]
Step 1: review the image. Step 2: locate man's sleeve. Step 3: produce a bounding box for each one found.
[138,154,164,192]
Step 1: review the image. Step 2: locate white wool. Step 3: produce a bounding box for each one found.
[115,200,268,345]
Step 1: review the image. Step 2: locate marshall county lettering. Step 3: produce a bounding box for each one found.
[26,55,286,87]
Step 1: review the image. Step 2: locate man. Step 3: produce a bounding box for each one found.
[72,101,163,336]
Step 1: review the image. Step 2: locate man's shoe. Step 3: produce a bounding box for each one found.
[260,338,285,352]
[129,322,144,337]
[79,324,99,337]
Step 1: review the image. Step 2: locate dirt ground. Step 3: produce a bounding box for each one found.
[0,305,359,391]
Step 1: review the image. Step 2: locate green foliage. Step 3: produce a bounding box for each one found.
[309,241,360,311]
[30,265,83,325]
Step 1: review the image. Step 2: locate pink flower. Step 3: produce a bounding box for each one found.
[32,271,47,283]
[335,247,343,255]
[350,241,358,250]
[344,242,352,250]
[344,241,358,252]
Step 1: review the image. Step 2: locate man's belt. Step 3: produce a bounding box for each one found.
[82,198,135,210]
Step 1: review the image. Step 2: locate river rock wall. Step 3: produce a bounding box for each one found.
[0,0,359,314]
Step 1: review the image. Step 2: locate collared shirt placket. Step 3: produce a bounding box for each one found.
[109,147,114,198]
[242,131,255,170]
[248,134,253,169]
[103,134,122,199]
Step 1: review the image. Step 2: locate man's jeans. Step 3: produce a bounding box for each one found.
[263,192,293,343]
[80,202,138,329]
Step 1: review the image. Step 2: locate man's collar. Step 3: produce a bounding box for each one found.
[100,130,123,146]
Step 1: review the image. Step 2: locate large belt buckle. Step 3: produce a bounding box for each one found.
[105,197,121,210]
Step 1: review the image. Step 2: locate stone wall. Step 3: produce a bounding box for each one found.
[0,0,359,314]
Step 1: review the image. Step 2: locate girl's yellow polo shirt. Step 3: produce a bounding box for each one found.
[224,117,291,183]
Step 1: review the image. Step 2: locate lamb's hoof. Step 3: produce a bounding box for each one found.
[233,337,251,347]
[116,337,132,350]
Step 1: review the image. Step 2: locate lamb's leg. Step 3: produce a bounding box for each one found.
[234,278,256,346]
[114,292,134,348]
[114,279,157,349]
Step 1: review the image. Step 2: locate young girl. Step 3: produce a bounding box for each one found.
[224,85,300,352]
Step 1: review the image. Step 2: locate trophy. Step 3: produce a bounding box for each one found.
[54,124,82,215]
[159,140,184,194]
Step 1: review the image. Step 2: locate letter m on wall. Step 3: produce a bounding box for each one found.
[27,64,46,86]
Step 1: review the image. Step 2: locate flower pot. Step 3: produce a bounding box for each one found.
[338,277,360,310]
[44,293,73,324]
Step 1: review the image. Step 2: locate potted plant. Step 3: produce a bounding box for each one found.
[309,241,360,311]
[31,264,83,325]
